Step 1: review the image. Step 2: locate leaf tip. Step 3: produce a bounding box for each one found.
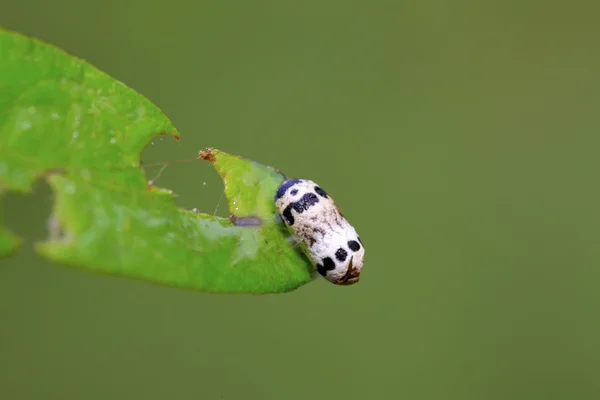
[197,147,217,163]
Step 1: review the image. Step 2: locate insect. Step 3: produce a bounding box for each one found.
[274,179,365,285]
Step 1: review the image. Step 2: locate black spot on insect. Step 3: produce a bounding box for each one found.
[307,236,317,247]
[290,189,298,196]
[317,257,336,277]
[335,248,348,262]
[291,192,319,213]
[282,206,294,225]
[275,179,302,200]
[317,264,327,276]
[315,186,328,198]
[280,192,320,227]
[348,240,361,252]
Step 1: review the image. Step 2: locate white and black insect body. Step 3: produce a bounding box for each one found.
[274,179,365,285]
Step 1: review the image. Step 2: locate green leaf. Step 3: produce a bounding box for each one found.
[0,28,313,293]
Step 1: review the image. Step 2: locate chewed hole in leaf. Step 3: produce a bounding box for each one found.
[140,154,230,219]
[2,180,61,245]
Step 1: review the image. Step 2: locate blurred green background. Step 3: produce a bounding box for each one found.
[2,1,600,399]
